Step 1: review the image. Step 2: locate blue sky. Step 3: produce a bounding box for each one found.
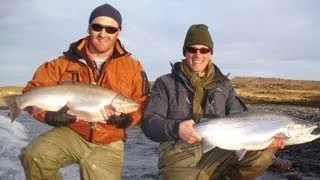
[1,0,320,86]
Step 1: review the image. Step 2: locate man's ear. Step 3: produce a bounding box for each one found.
[87,26,90,34]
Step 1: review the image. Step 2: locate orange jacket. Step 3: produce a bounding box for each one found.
[23,37,150,144]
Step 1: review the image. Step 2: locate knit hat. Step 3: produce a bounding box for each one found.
[183,24,214,56]
[89,4,122,30]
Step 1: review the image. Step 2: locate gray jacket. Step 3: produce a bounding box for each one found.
[141,62,247,142]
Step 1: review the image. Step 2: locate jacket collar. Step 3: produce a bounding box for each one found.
[171,61,229,88]
[63,36,129,62]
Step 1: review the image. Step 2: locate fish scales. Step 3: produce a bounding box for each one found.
[3,83,139,123]
[195,112,320,153]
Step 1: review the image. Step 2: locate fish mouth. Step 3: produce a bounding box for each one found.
[311,125,320,135]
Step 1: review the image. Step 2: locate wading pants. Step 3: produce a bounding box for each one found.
[158,140,273,180]
[19,126,124,180]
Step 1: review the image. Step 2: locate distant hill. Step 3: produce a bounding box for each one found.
[1,77,319,108]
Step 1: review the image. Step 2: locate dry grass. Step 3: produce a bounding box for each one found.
[0,86,23,108]
[232,77,320,107]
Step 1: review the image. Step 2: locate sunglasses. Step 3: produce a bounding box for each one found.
[186,47,211,54]
[90,23,119,34]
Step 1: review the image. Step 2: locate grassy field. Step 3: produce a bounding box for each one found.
[232,77,320,107]
[1,77,320,108]
[0,86,23,108]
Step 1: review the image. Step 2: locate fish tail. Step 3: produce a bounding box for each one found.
[3,95,21,122]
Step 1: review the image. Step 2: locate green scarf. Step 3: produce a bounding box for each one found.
[181,60,214,122]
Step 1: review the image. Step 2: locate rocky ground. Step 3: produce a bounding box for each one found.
[248,104,320,179]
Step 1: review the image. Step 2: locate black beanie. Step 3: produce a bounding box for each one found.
[183,24,214,56]
[89,4,122,30]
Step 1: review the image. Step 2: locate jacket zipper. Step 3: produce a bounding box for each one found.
[85,59,112,143]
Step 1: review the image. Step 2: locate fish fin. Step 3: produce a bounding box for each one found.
[25,106,44,116]
[3,95,20,122]
[77,117,88,122]
[100,105,121,119]
[235,149,247,161]
[100,106,108,120]
[66,108,91,122]
[87,115,106,124]
[202,140,216,153]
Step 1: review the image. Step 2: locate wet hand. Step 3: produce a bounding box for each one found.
[268,133,286,153]
[178,120,202,144]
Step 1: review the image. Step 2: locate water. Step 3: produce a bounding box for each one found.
[0,113,26,179]
[0,110,159,180]
[0,110,319,180]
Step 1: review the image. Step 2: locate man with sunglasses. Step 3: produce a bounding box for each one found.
[141,24,285,179]
[19,3,149,180]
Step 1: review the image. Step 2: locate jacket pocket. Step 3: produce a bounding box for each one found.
[167,89,193,120]
[203,87,228,118]
[61,66,85,83]
[60,70,75,82]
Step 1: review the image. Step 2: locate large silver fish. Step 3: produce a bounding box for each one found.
[3,83,139,123]
[195,111,320,160]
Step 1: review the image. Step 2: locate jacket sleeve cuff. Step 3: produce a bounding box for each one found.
[173,122,180,139]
